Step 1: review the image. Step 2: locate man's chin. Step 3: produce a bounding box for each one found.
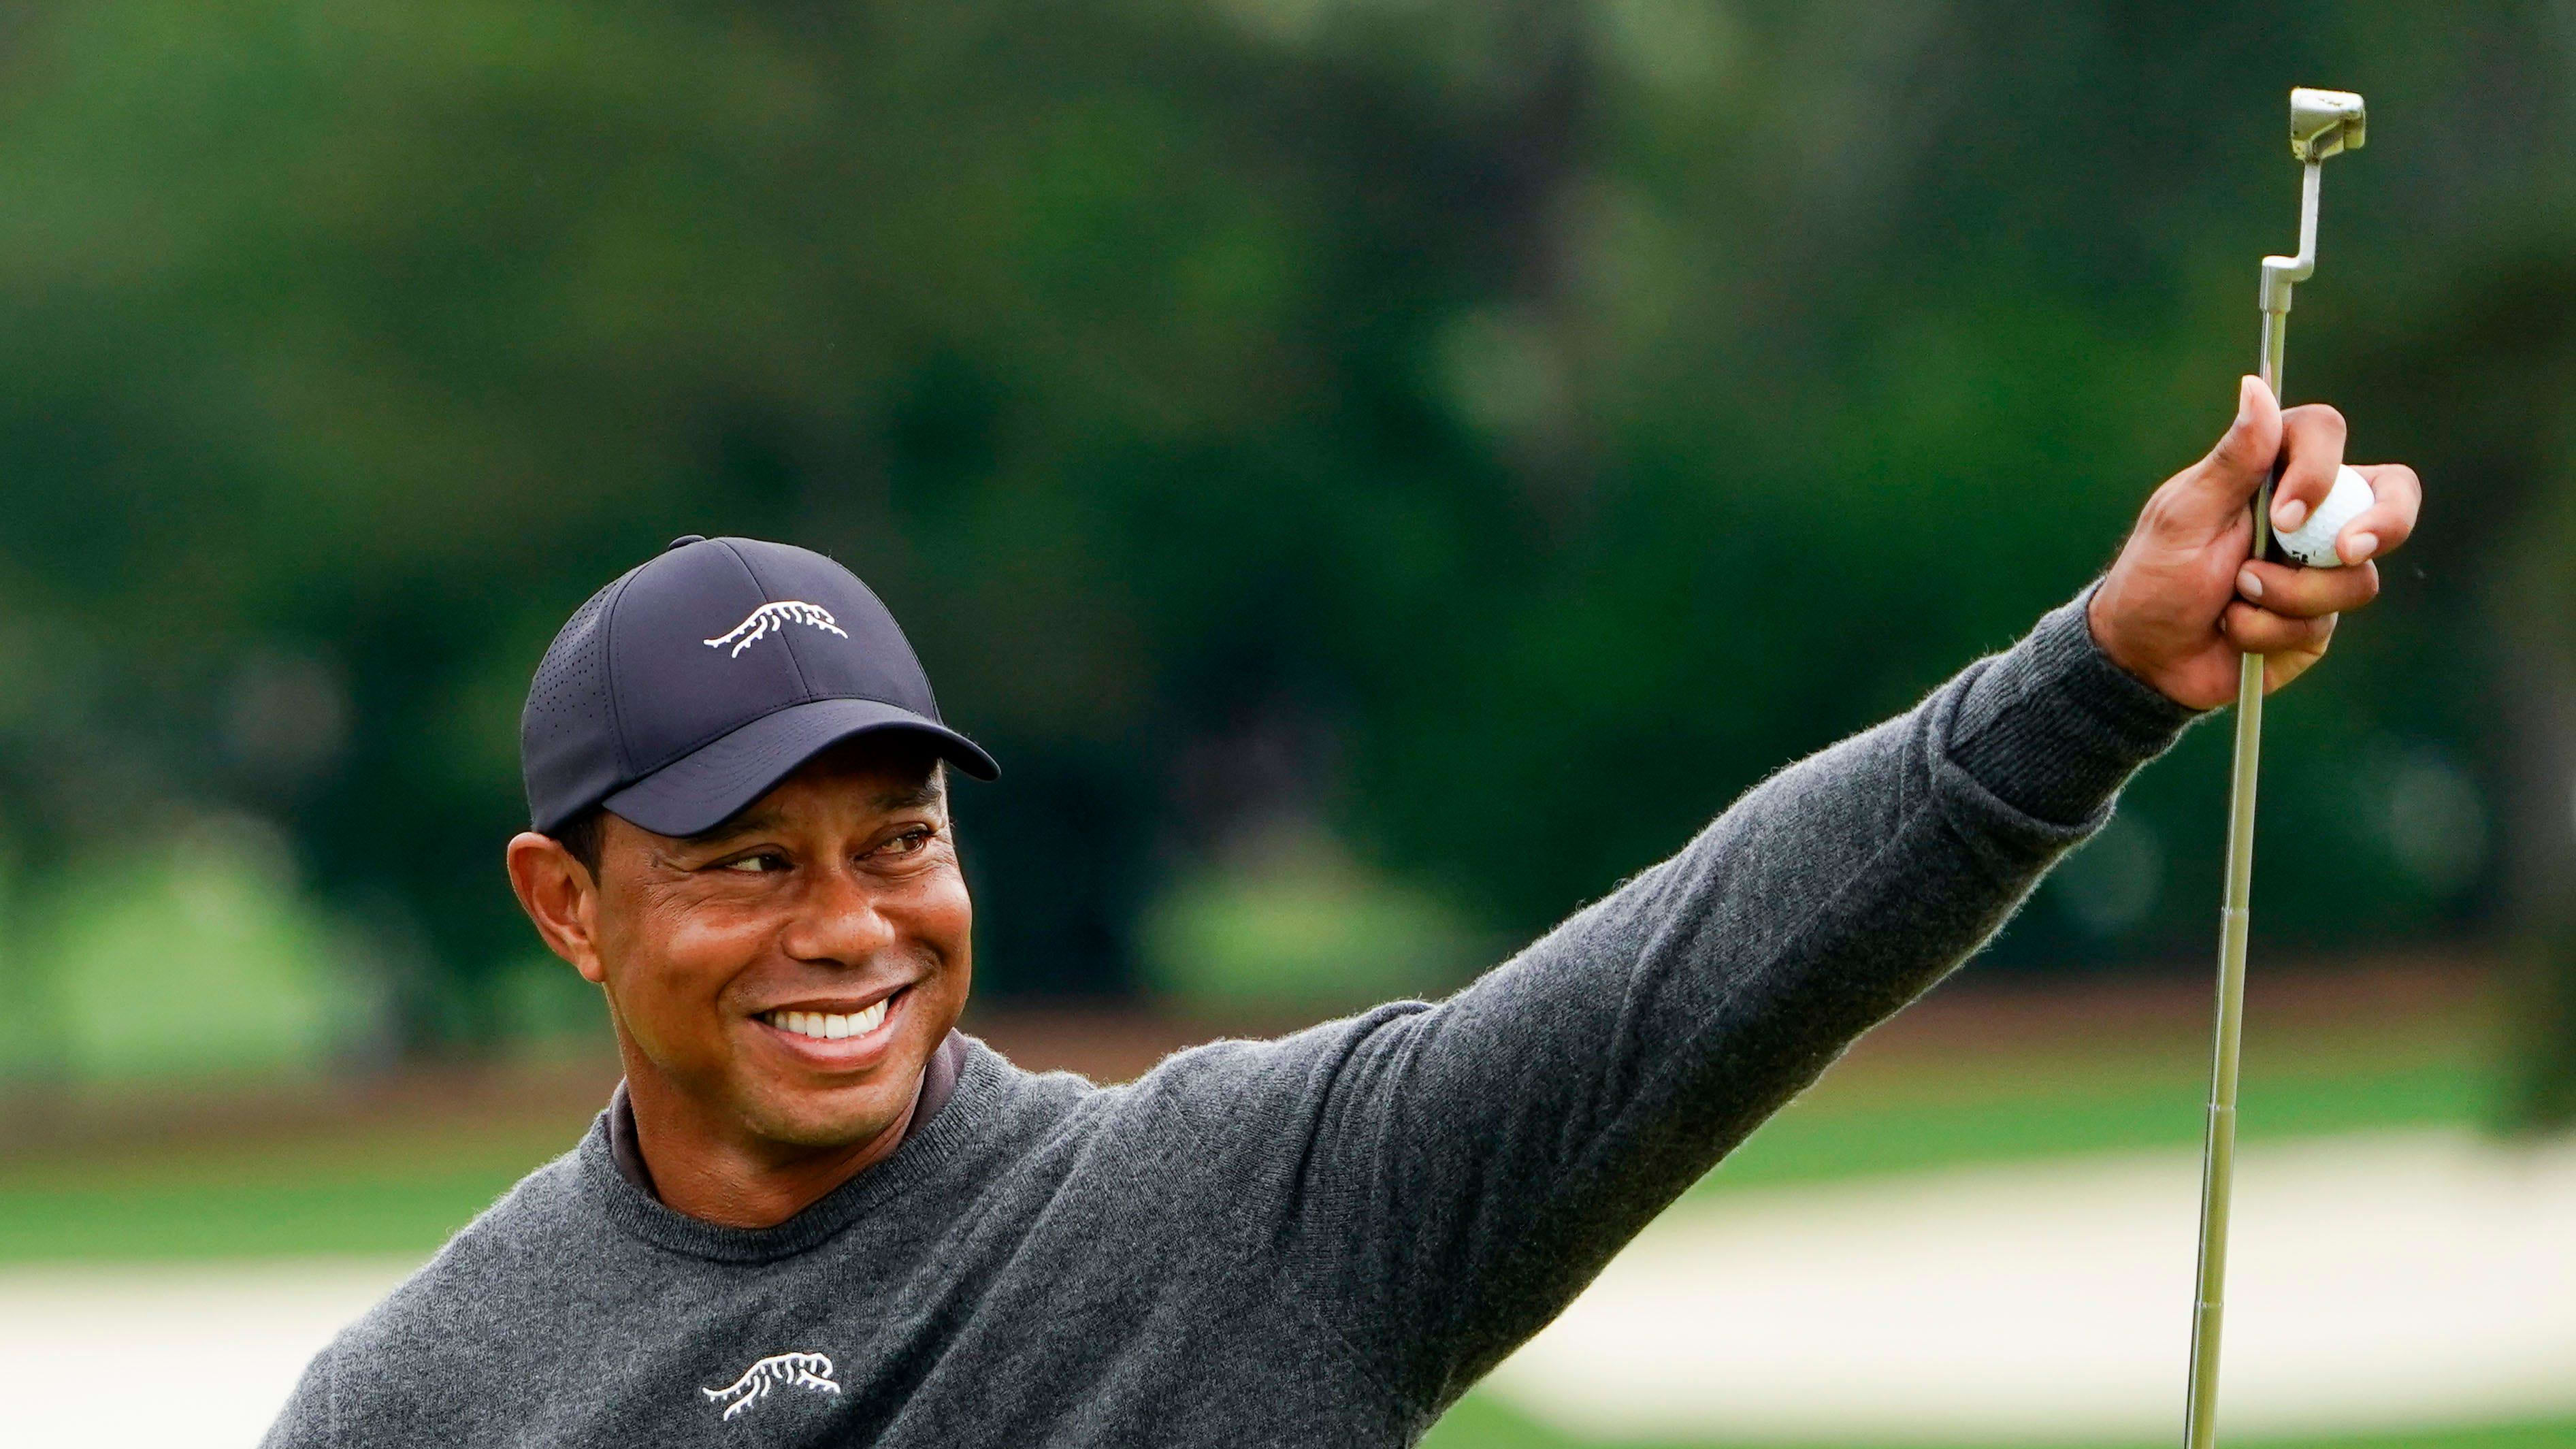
[735,1081,919,1153]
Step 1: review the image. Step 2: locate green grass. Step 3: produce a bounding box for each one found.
[0,1168,532,1260]
[0,1083,587,1262]
[1698,1055,2489,1193]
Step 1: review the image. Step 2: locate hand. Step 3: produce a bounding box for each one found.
[2087,375,2422,710]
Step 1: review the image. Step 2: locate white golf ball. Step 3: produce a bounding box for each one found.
[2273,464,2374,568]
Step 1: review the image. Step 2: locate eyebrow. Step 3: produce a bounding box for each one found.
[679,811,781,851]
[871,777,946,813]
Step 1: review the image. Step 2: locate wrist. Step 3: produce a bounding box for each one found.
[2084,578,2141,679]
[2084,575,2185,705]
[1950,587,2204,826]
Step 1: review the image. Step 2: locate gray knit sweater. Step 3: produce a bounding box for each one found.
[263,592,2195,1447]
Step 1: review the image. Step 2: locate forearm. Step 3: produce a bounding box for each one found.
[1558,585,2200,1164]
[1296,586,2200,1400]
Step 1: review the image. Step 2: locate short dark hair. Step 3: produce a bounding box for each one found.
[551,806,606,881]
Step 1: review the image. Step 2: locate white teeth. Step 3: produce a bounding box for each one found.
[765,998,892,1041]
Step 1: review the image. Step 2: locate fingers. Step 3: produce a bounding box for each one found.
[2235,557,2378,619]
[2223,600,2336,656]
[2267,403,2348,536]
[2179,376,2284,522]
[2335,462,2422,562]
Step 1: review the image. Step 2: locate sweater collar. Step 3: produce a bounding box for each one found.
[580,1037,1012,1263]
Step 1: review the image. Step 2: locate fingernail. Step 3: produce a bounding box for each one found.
[2343,531,2377,563]
[2236,376,2259,426]
[2275,498,2308,531]
[2236,568,2263,600]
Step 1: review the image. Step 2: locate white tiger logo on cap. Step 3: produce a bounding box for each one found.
[704,602,850,658]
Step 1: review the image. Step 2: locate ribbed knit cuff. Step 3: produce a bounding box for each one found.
[1946,582,2204,827]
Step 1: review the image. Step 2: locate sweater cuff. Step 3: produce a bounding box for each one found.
[1946,582,2205,827]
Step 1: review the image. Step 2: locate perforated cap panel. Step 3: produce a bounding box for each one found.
[519,567,639,834]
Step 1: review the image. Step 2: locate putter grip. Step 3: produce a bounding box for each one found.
[2257,462,2290,566]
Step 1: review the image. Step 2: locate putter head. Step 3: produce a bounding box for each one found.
[2290,88,2366,163]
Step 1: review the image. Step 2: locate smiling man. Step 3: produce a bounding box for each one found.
[533,737,973,1228]
[267,380,2418,1446]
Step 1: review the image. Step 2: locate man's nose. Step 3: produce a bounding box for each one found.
[778,862,900,967]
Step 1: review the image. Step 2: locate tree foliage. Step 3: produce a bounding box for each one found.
[0,0,2565,1080]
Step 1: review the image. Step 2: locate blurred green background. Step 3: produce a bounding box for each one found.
[0,0,2567,1056]
[1,0,2573,1444]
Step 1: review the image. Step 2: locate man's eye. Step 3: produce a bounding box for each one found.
[721,853,787,874]
[880,828,935,856]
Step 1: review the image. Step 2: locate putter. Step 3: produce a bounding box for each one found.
[2182,86,2367,1449]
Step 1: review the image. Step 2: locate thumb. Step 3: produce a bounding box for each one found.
[2186,374,2281,517]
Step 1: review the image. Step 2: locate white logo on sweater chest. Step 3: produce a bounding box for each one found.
[702,1351,841,1421]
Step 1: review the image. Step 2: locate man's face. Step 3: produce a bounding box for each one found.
[581,741,971,1152]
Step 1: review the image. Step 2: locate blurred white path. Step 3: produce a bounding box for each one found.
[0,1256,413,1447]
[4,1130,2573,1446]
[1490,1128,2576,1443]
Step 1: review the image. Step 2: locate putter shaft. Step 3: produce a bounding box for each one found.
[2182,397,2272,1449]
[2185,89,2363,1447]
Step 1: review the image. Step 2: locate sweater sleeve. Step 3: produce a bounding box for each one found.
[261,1342,336,1447]
[1269,587,2199,1409]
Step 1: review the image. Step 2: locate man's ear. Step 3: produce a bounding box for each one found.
[505,832,608,985]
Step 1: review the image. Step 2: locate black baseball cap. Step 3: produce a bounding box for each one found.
[520,535,997,838]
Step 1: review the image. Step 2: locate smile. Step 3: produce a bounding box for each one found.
[759,998,890,1041]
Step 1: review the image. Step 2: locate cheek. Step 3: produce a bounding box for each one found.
[655,896,776,969]
[600,890,772,1052]
[902,875,975,1032]
[877,866,974,1015]
[911,868,975,966]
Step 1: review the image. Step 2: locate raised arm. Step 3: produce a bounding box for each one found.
[1174,376,2419,1412]
[1277,587,2195,1406]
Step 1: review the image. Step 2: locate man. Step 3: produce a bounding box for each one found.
[267,376,2417,1446]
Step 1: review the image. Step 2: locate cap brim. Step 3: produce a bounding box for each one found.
[601,697,998,838]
